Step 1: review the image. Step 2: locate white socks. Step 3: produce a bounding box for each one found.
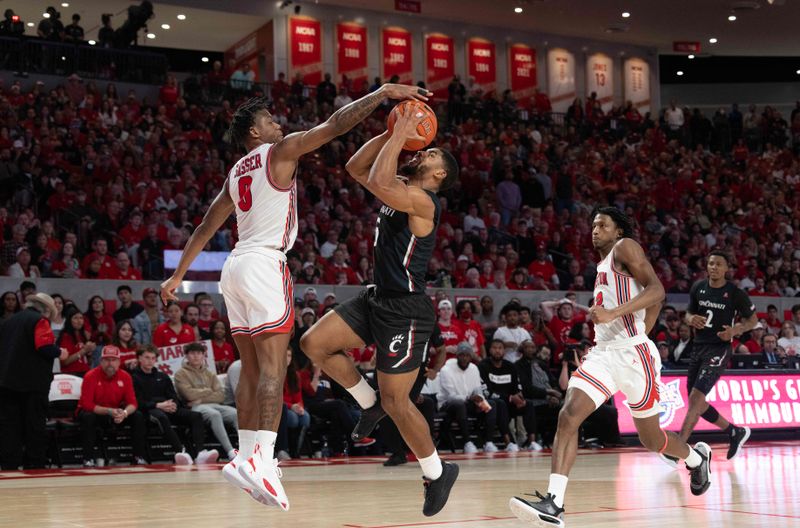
[418,451,443,480]
[234,429,256,464]
[685,447,702,468]
[547,474,569,508]
[347,377,377,409]
[255,430,278,461]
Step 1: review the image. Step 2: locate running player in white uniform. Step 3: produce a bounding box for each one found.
[160,84,429,510]
[509,207,712,528]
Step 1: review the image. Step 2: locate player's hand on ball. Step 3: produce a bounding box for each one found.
[588,305,616,324]
[380,83,431,102]
[160,275,181,306]
[395,107,427,141]
[717,325,735,342]
[689,314,707,329]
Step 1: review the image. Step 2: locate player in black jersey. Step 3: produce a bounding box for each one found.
[301,104,460,517]
[662,250,757,467]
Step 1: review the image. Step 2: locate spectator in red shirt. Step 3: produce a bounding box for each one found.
[764,304,783,334]
[323,249,358,284]
[436,299,466,360]
[77,345,146,467]
[112,320,139,370]
[456,299,486,358]
[153,301,196,348]
[81,238,116,276]
[159,75,180,107]
[210,320,235,373]
[84,295,114,348]
[57,305,94,376]
[277,348,311,460]
[195,294,218,335]
[100,251,142,281]
[271,72,290,101]
[527,244,558,288]
[733,322,765,354]
[183,303,204,341]
[119,211,146,249]
[542,299,585,362]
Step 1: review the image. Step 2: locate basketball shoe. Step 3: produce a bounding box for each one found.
[352,398,387,441]
[238,443,290,511]
[509,491,565,527]
[727,426,750,459]
[688,442,712,496]
[422,461,459,516]
[658,453,680,469]
[222,457,273,506]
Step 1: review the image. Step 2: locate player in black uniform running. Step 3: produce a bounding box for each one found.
[662,250,757,467]
[301,102,460,517]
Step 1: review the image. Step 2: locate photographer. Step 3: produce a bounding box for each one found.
[559,341,623,447]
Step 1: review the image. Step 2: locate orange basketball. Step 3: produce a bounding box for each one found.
[386,100,438,151]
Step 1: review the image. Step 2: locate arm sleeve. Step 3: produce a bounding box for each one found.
[735,289,756,319]
[687,281,700,314]
[34,318,59,359]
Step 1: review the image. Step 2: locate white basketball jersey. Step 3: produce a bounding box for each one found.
[227,142,297,253]
[593,241,646,343]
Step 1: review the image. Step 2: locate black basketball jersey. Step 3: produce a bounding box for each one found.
[373,189,440,294]
[688,279,755,345]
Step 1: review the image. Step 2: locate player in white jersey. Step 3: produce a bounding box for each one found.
[159,85,428,510]
[509,207,712,527]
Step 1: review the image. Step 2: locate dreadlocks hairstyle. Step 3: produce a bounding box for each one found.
[708,249,730,265]
[591,206,636,240]
[224,97,272,149]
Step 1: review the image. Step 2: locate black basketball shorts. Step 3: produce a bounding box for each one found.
[687,343,730,395]
[334,286,436,374]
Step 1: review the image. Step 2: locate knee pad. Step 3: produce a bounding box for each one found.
[701,405,720,423]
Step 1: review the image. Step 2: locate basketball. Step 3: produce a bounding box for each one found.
[386,100,438,151]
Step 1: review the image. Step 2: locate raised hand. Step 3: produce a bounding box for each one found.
[380,84,431,102]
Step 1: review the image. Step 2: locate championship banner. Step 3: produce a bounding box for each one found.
[289,16,323,86]
[155,339,217,377]
[382,26,412,84]
[336,22,368,89]
[586,53,614,112]
[467,38,496,96]
[547,48,575,112]
[615,373,800,435]
[624,57,650,113]
[508,43,537,109]
[425,33,454,100]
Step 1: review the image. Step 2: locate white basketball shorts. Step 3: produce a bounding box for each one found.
[568,335,662,419]
[220,248,294,337]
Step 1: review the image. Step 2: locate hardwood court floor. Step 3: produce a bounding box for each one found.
[0,441,797,528]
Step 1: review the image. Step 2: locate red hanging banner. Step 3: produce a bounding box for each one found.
[336,22,368,90]
[289,16,323,86]
[382,26,413,84]
[425,33,454,101]
[467,37,496,96]
[508,43,537,108]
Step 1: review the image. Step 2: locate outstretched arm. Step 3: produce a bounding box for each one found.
[345,131,390,186]
[160,183,235,303]
[272,84,430,163]
[589,238,665,325]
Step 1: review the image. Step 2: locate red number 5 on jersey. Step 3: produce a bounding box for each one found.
[595,292,603,307]
[237,176,253,212]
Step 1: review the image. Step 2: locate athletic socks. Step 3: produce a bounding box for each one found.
[347,377,378,409]
[233,429,256,465]
[255,430,278,461]
[685,447,702,468]
[418,451,443,480]
[547,473,569,508]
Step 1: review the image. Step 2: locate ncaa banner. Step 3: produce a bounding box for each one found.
[508,43,537,109]
[547,48,575,113]
[155,339,217,377]
[289,16,323,86]
[624,57,650,114]
[586,53,614,112]
[382,26,413,84]
[467,37,496,96]
[425,33,454,101]
[336,22,368,89]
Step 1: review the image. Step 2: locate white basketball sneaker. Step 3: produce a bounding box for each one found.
[237,443,290,511]
[222,456,274,506]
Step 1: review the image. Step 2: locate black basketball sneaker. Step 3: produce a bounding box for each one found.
[688,442,712,496]
[509,491,565,527]
[422,462,459,517]
[352,396,387,441]
[726,426,751,460]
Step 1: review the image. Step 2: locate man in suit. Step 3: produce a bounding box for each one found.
[761,334,781,365]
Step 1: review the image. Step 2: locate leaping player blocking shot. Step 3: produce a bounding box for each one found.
[660,251,757,467]
[160,83,429,510]
[300,107,461,516]
[509,207,711,528]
